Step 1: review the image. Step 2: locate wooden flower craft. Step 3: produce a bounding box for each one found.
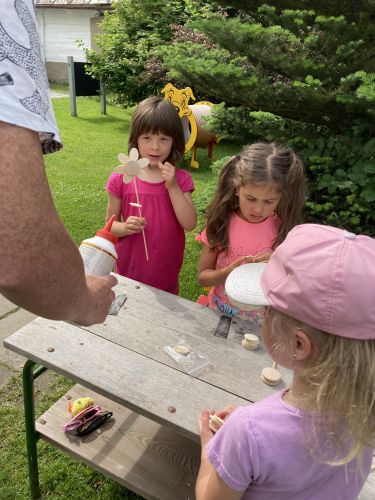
[114,148,150,184]
[113,148,150,261]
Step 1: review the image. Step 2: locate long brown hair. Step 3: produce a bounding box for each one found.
[206,143,305,252]
[128,96,185,164]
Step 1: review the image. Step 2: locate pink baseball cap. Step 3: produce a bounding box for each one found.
[225,224,375,339]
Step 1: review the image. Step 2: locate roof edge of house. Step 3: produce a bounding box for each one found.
[35,2,113,10]
[35,5,112,9]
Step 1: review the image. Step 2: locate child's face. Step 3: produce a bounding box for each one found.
[235,183,281,224]
[137,132,173,167]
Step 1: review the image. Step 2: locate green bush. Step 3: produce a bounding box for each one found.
[303,127,375,234]
[201,108,375,234]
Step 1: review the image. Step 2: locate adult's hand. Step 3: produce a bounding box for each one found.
[0,122,115,324]
[72,274,118,326]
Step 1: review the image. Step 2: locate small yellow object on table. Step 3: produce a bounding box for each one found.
[71,397,94,416]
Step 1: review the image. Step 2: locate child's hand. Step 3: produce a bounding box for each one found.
[226,255,248,274]
[158,161,177,188]
[199,409,215,447]
[199,406,236,446]
[249,252,272,263]
[123,216,146,236]
[216,404,237,420]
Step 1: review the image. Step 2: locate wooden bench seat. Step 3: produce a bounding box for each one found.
[36,384,200,500]
[35,384,375,499]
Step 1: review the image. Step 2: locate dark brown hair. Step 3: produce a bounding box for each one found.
[206,142,306,252]
[128,96,185,164]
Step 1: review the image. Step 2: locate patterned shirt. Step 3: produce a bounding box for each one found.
[0,0,61,153]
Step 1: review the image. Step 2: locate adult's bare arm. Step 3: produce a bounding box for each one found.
[0,122,117,325]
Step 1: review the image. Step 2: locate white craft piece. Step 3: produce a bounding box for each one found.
[209,414,224,433]
[225,263,268,311]
[129,202,142,208]
[261,362,281,386]
[241,333,260,350]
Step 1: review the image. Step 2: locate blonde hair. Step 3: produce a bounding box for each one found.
[205,142,305,252]
[264,307,375,465]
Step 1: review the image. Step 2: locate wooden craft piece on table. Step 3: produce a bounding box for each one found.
[113,148,150,260]
[261,362,281,386]
[242,333,260,351]
[209,414,224,433]
[173,345,191,355]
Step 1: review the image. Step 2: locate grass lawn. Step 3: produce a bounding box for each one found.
[0,96,240,498]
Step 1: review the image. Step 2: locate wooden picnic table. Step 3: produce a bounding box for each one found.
[4,274,374,499]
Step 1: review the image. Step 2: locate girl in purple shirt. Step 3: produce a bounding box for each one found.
[106,96,197,294]
[196,224,375,500]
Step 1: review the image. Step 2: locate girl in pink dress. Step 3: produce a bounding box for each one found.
[197,142,305,324]
[106,96,197,294]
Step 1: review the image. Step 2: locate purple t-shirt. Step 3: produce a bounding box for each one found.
[206,391,373,499]
[106,169,194,294]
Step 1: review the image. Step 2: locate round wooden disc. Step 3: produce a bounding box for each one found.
[242,333,260,350]
[261,366,281,386]
[209,414,224,433]
[244,333,259,342]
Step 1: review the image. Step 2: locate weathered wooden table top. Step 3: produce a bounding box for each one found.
[4,274,292,441]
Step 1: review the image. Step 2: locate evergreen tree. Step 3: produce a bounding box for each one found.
[85,0,222,106]
[160,1,375,134]
[160,1,375,233]
[86,0,375,232]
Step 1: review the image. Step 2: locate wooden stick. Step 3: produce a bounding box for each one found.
[133,177,149,261]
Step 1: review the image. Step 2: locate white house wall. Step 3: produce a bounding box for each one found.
[36,8,98,63]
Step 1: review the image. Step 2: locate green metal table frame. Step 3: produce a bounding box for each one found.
[23,359,47,499]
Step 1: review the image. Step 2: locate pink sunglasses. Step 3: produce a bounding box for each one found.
[62,405,112,436]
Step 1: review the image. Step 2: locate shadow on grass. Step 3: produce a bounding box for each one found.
[73,115,129,128]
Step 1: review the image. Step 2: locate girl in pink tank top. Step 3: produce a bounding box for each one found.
[197,142,306,323]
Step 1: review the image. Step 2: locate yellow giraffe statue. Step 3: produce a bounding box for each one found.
[161,83,220,168]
